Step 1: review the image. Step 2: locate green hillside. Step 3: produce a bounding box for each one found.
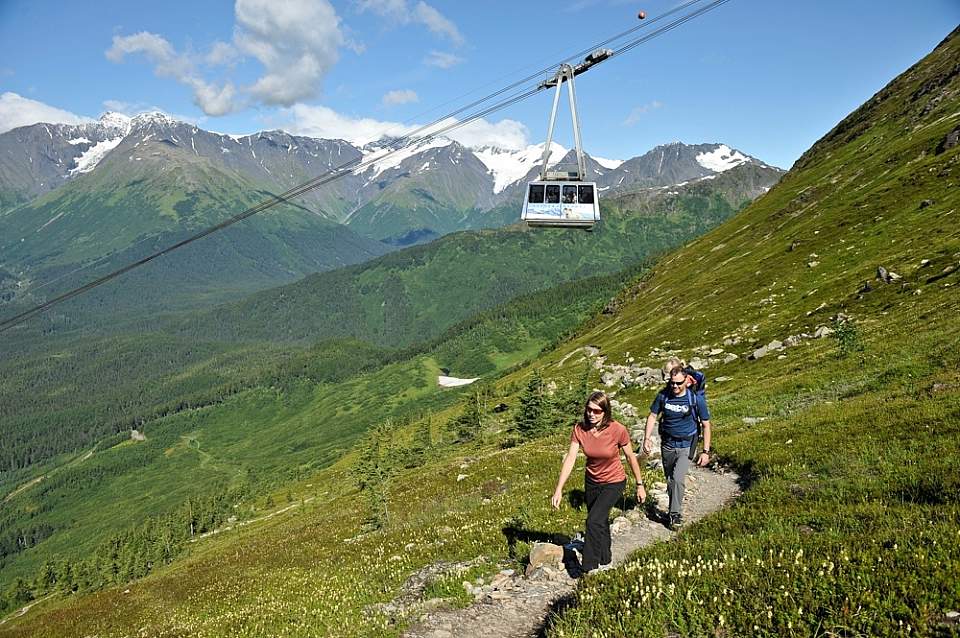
[4,26,958,638]
[0,158,762,595]
[0,144,389,323]
[0,261,643,595]
[177,172,763,348]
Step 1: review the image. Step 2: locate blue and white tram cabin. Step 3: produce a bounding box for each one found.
[521,181,599,228]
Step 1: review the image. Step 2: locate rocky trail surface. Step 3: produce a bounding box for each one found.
[402,465,742,638]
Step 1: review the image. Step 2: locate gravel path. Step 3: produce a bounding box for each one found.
[403,464,742,638]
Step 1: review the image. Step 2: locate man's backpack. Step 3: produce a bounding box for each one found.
[684,367,707,460]
[685,366,706,398]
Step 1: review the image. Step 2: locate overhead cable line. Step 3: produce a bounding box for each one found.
[0,0,731,335]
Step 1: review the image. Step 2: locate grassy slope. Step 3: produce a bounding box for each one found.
[0,264,638,592]
[542,26,960,636]
[5,31,958,637]
[177,177,754,348]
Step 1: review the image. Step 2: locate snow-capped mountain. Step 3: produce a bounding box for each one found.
[0,113,782,243]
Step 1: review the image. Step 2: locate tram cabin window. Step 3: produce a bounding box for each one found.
[545,184,561,204]
[562,185,577,203]
[528,184,545,204]
[578,184,595,204]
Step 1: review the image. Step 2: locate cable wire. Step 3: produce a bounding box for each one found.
[0,0,731,335]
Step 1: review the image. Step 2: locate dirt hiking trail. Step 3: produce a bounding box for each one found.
[403,465,742,638]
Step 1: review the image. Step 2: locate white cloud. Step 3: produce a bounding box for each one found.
[206,41,240,66]
[424,50,463,69]
[0,92,93,134]
[284,103,411,145]
[623,100,663,126]
[382,89,419,106]
[283,103,529,150]
[234,0,344,106]
[412,2,464,45]
[105,0,346,115]
[356,0,464,45]
[430,117,529,150]
[107,31,238,116]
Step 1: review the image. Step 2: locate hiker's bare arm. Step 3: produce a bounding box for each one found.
[552,440,580,509]
[642,412,657,455]
[697,419,712,466]
[622,439,647,501]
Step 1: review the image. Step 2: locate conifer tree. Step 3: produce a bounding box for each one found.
[515,369,549,439]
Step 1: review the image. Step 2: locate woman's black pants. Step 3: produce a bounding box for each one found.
[582,477,625,571]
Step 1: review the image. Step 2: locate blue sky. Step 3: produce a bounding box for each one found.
[0,0,957,168]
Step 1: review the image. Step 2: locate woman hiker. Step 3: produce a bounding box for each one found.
[551,390,646,574]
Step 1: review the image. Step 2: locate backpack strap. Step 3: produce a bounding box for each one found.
[686,389,702,461]
[686,389,699,422]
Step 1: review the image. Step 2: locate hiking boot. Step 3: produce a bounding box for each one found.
[598,562,615,572]
[667,513,683,530]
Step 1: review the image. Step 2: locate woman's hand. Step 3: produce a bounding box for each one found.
[635,483,646,503]
[551,490,563,510]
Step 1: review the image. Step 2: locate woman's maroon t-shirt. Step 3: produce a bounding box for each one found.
[571,420,630,484]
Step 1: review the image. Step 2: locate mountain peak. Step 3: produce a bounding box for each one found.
[97,112,132,135]
[129,111,183,130]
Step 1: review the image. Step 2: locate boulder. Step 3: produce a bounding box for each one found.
[654,492,670,512]
[723,353,738,364]
[611,399,638,418]
[877,265,896,283]
[610,516,631,536]
[750,346,769,360]
[526,542,564,577]
[814,326,835,338]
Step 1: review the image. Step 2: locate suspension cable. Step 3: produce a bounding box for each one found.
[0,0,731,335]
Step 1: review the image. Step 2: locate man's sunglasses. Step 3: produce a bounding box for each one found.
[669,381,686,387]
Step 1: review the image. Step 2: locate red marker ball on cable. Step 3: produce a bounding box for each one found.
[638,10,646,19]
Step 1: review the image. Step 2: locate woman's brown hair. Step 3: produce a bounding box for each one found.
[582,390,612,430]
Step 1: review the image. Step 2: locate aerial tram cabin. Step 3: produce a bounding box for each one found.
[521,50,611,230]
[522,180,598,229]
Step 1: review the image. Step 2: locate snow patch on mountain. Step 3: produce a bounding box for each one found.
[696,144,749,172]
[69,136,124,175]
[361,138,454,180]
[593,155,624,170]
[473,142,567,194]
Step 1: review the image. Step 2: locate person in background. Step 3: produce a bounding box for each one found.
[642,365,712,530]
[663,356,696,390]
[552,391,646,574]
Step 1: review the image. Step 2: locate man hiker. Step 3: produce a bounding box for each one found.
[642,365,712,530]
